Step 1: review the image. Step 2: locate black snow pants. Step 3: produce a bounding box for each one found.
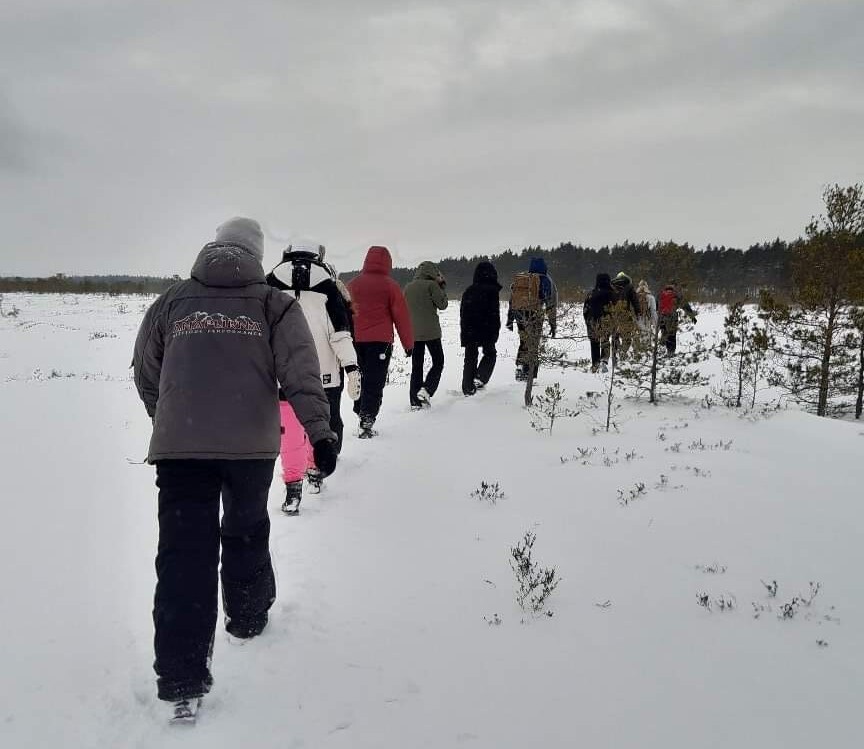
[589,336,611,368]
[326,384,344,454]
[410,339,445,407]
[153,459,276,701]
[462,341,497,394]
[352,342,392,423]
[660,315,678,354]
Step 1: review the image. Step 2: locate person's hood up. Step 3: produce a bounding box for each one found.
[528,257,548,275]
[191,243,266,288]
[612,271,632,287]
[595,273,612,290]
[362,246,393,275]
[473,260,501,288]
[414,260,440,281]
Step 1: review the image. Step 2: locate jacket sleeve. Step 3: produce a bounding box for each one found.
[323,280,351,333]
[459,291,469,346]
[682,299,697,319]
[390,281,414,350]
[430,281,448,311]
[323,281,358,368]
[491,291,502,334]
[270,297,335,444]
[132,295,167,417]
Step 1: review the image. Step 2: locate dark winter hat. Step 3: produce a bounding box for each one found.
[215,217,265,263]
[596,273,612,288]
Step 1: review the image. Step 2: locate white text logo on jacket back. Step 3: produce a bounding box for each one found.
[171,312,263,337]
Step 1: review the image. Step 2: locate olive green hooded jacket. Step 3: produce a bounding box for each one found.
[403,261,449,341]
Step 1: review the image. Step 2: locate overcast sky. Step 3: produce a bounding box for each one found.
[1,0,862,276]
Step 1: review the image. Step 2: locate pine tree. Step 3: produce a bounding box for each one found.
[716,302,771,408]
[616,317,711,404]
[760,184,864,417]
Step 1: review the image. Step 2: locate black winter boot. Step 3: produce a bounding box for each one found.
[282,481,302,515]
[358,416,377,439]
[225,612,268,640]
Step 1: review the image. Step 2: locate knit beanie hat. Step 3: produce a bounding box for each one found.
[215,217,265,263]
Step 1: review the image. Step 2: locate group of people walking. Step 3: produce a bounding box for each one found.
[129,217,509,717]
[131,216,693,717]
[583,271,697,371]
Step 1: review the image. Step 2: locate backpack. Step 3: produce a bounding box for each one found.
[510,272,542,311]
[658,288,676,316]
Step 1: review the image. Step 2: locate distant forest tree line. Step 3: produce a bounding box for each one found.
[1,240,795,302]
[0,273,181,295]
[378,239,793,302]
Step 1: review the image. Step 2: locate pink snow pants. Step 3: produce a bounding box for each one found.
[279,401,315,483]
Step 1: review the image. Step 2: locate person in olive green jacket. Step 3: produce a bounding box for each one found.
[404,261,448,409]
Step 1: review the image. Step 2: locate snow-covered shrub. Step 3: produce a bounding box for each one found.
[471,481,505,504]
[510,531,560,615]
[528,382,578,434]
[616,482,647,506]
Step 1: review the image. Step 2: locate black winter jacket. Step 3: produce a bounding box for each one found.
[460,262,502,346]
[583,273,616,334]
[612,277,639,316]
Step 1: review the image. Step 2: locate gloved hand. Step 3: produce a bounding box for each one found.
[345,366,361,401]
[405,348,414,357]
[550,327,557,339]
[312,438,339,478]
[506,321,514,331]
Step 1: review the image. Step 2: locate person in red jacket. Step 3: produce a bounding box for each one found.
[347,246,414,438]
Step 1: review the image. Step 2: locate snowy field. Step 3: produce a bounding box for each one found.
[0,292,862,749]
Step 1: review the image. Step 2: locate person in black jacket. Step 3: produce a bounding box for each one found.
[460,261,502,395]
[583,273,616,372]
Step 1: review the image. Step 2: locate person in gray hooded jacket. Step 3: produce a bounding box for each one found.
[133,216,336,712]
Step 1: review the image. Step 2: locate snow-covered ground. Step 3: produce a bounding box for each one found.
[0,293,861,749]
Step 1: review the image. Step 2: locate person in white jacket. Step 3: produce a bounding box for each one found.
[635,279,658,334]
[266,242,361,511]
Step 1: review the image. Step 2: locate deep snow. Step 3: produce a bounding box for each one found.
[0,293,861,749]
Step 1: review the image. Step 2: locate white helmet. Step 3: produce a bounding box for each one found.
[283,240,325,262]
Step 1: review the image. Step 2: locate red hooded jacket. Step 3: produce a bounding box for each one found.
[348,246,414,349]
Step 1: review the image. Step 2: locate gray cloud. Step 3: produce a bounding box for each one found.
[0,0,862,275]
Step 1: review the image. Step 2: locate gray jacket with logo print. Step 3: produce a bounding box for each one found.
[133,243,334,462]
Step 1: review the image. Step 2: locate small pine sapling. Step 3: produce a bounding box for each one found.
[528,382,579,434]
[716,301,772,408]
[510,531,560,616]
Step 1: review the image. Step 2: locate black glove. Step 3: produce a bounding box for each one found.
[506,321,514,331]
[312,438,339,479]
[405,347,414,357]
[550,327,557,339]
